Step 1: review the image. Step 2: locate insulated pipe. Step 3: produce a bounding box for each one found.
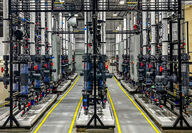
[123,17,127,55]
[63,17,66,55]
[66,22,69,55]
[72,32,75,54]
[119,24,123,73]
[130,12,134,80]
[142,0,147,55]
[116,26,119,55]
[64,18,67,55]
[30,0,36,55]
[58,12,63,74]
[151,0,156,56]
[3,0,9,55]
[162,0,168,56]
[127,13,130,55]
[47,0,52,55]
[58,12,62,38]
[41,0,45,55]
[69,26,73,70]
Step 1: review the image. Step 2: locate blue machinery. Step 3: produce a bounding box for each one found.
[0,0,192,131]
[82,54,112,115]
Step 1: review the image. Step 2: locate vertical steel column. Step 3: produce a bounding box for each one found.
[2,0,20,128]
[103,0,106,55]
[173,0,190,128]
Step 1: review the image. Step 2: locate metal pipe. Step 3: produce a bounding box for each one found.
[66,22,69,55]
[63,17,66,55]
[3,0,9,55]
[68,26,73,69]
[150,0,156,56]
[123,17,127,55]
[41,0,45,55]
[116,26,119,55]
[47,0,52,55]
[118,24,123,73]
[162,0,168,56]
[142,0,147,55]
[127,13,130,56]
[30,0,36,55]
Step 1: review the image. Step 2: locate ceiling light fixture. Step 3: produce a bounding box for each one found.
[119,0,125,5]
[113,13,118,16]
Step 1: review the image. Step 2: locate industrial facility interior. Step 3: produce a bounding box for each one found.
[1,0,192,133]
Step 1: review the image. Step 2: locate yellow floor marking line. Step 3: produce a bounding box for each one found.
[33,76,80,133]
[68,96,83,133]
[0,102,9,108]
[107,88,122,133]
[114,77,160,133]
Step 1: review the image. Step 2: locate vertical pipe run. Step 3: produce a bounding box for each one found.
[123,17,127,55]
[127,13,130,56]
[30,0,36,55]
[68,26,73,70]
[66,22,69,55]
[103,0,106,55]
[41,0,45,55]
[150,0,156,56]
[116,26,119,55]
[162,0,168,56]
[3,0,9,55]
[63,17,66,55]
[58,12,63,74]
[84,0,90,53]
[118,24,123,73]
[142,0,147,55]
[47,0,52,55]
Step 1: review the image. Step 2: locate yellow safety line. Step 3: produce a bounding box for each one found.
[127,2,137,4]
[114,77,160,133]
[107,88,122,133]
[0,102,9,108]
[68,96,83,133]
[33,76,80,133]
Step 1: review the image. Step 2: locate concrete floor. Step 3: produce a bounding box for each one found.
[32,77,83,133]
[107,78,161,133]
[31,76,161,133]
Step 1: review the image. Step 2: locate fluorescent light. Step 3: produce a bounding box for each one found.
[119,0,125,5]
[113,13,118,16]
[74,14,78,17]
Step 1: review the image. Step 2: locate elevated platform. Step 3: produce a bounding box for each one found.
[69,73,78,81]
[0,94,57,128]
[76,102,115,130]
[57,80,71,92]
[120,80,137,93]
[114,73,122,80]
[134,94,192,132]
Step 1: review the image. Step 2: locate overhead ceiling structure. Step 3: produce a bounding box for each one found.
[72,0,137,57]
